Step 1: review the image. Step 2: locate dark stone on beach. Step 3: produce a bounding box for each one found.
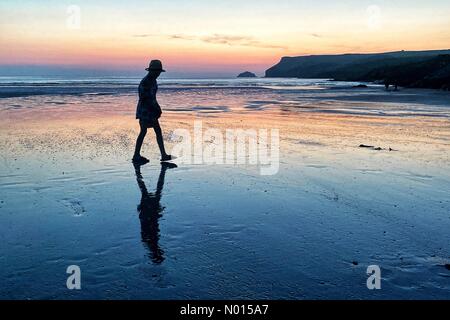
[353,84,368,88]
[237,71,257,78]
[359,144,384,150]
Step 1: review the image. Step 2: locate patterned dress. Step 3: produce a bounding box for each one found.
[136,75,162,123]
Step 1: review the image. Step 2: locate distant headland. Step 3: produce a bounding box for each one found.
[265,49,450,90]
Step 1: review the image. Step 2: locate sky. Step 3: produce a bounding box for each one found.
[0,0,449,77]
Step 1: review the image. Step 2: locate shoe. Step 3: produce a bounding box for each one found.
[160,154,174,162]
[132,156,150,164]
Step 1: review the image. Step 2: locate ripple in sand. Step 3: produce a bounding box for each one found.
[374,254,450,292]
[296,139,324,146]
[191,105,229,113]
[60,199,86,216]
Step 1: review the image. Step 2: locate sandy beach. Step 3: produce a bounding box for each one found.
[0,78,449,299]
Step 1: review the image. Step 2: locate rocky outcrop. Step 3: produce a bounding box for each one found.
[237,71,257,78]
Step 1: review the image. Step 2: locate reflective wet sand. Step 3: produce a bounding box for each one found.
[1,85,449,299]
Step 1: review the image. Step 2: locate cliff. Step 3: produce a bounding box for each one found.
[265,50,450,89]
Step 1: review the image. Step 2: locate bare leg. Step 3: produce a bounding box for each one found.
[133,121,148,159]
[153,120,168,158]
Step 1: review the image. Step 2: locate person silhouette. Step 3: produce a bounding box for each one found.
[134,162,177,264]
[133,60,172,164]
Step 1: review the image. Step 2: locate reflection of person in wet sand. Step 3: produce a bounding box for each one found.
[134,162,177,264]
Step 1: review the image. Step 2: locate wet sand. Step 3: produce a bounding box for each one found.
[0,83,449,299]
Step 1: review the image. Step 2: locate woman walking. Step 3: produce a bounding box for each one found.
[133,60,172,164]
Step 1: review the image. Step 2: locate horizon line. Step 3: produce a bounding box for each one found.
[1,48,449,77]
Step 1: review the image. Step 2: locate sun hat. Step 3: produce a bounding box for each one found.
[145,60,166,72]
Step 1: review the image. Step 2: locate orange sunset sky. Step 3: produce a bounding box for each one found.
[1,0,449,76]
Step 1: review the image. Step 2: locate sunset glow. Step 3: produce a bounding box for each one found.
[1,0,449,76]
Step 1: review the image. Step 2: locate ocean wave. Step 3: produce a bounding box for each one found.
[0,77,371,99]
